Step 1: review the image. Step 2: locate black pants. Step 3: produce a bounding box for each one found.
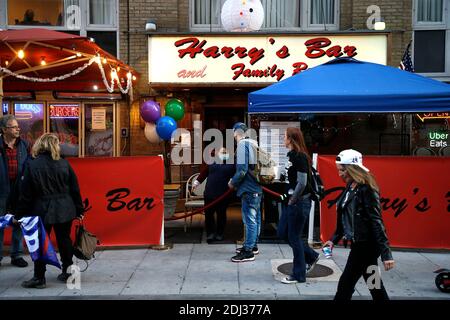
[334,242,390,301]
[204,198,228,237]
[35,221,73,279]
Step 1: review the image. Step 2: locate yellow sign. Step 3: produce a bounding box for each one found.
[416,113,450,122]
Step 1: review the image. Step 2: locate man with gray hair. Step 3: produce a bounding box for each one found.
[0,115,29,268]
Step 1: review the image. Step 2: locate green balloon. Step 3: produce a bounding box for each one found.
[165,99,185,121]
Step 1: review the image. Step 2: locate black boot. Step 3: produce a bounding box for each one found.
[22,277,46,289]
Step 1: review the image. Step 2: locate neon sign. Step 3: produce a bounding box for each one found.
[416,113,450,122]
[14,103,43,114]
[429,131,448,148]
[49,105,79,118]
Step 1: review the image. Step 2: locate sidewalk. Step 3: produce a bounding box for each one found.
[0,242,449,299]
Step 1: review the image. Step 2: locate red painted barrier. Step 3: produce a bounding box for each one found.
[68,156,164,247]
[318,156,450,249]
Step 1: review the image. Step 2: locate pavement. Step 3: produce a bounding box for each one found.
[0,240,449,300]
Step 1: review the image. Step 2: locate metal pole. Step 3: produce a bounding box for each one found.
[308,153,318,245]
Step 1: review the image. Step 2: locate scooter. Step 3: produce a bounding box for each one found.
[434,268,450,293]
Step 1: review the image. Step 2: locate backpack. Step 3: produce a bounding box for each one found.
[247,140,277,184]
[309,166,325,201]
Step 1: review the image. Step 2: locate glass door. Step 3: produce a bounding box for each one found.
[83,103,115,157]
[48,103,80,157]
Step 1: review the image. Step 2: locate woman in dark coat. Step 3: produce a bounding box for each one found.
[323,149,395,300]
[15,133,84,289]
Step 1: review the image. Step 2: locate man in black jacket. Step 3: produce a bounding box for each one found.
[0,115,29,268]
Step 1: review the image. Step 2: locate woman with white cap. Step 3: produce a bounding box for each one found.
[323,149,395,300]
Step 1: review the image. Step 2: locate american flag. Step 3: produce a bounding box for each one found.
[399,42,414,72]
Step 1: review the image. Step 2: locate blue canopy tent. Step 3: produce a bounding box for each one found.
[248,57,450,114]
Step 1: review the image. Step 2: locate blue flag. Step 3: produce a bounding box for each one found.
[0,214,61,269]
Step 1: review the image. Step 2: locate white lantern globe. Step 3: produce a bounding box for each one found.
[221,0,264,32]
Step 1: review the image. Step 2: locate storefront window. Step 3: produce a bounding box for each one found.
[310,0,335,25]
[89,0,115,25]
[49,104,79,157]
[8,0,65,26]
[13,102,44,146]
[411,113,449,156]
[417,0,443,23]
[84,103,114,157]
[262,0,300,28]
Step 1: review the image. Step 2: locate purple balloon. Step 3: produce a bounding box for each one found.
[140,100,161,123]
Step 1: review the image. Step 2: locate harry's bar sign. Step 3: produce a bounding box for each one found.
[148,34,387,84]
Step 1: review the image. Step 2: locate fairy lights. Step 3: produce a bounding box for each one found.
[0,56,134,95]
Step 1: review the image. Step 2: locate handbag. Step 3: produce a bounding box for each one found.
[73,221,99,261]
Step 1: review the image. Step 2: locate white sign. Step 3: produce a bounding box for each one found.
[259,121,301,171]
[148,34,387,84]
[91,108,106,130]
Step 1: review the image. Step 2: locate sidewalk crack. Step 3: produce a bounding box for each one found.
[179,244,194,294]
[119,249,149,296]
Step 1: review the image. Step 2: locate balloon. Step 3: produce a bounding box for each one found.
[165,99,185,121]
[140,100,161,123]
[144,122,161,144]
[156,116,177,141]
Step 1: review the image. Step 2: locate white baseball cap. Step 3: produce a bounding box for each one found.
[335,149,370,172]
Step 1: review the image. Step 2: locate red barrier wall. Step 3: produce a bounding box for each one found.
[319,156,450,249]
[3,156,164,248]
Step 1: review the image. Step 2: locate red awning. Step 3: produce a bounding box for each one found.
[0,28,138,92]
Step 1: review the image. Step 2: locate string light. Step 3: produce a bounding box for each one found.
[0,56,134,95]
[93,85,98,90]
[102,58,107,64]
[76,52,82,57]
[40,57,46,66]
[18,49,25,59]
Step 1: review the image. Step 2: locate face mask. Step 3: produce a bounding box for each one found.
[219,154,230,161]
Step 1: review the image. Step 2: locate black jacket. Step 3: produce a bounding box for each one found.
[15,153,84,224]
[202,163,236,201]
[331,183,393,262]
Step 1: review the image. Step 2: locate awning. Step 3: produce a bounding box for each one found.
[248,58,450,113]
[0,28,137,93]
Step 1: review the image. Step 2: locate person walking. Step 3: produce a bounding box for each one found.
[0,115,29,268]
[194,147,235,243]
[323,149,395,300]
[14,133,84,289]
[228,122,262,262]
[277,127,320,284]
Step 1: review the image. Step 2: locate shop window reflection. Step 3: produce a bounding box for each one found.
[85,104,113,157]
[13,102,44,146]
[49,104,79,157]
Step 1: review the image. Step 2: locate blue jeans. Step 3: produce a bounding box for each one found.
[277,197,319,282]
[0,223,24,261]
[241,192,262,251]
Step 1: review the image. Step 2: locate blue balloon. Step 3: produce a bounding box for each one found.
[156,116,177,141]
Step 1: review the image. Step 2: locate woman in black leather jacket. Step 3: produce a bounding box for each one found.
[323,149,395,300]
[15,133,84,289]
